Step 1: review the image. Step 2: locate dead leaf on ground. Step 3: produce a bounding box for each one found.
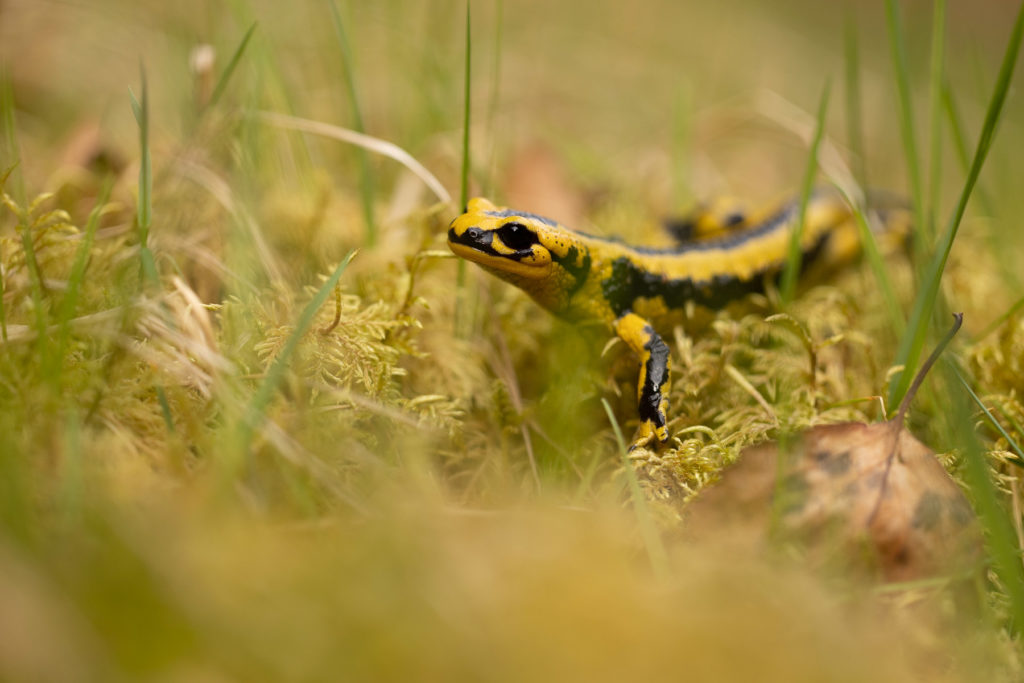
[686,421,981,581]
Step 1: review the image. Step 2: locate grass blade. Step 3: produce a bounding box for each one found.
[207,22,257,110]
[834,185,904,334]
[975,294,1024,342]
[884,0,926,248]
[328,2,376,246]
[130,67,159,287]
[0,70,43,351]
[601,399,670,580]
[0,67,21,343]
[55,179,113,383]
[454,0,472,336]
[941,83,996,217]
[949,363,1024,634]
[888,1,1024,410]
[926,0,947,240]
[0,64,24,204]
[942,82,1016,290]
[255,111,450,203]
[780,79,830,305]
[843,12,868,191]
[237,251,357,454]
[956,368,1024,468]
[459,1,472,209]
[483,0,504,196]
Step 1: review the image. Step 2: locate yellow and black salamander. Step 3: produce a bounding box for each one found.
[448,190,908,449]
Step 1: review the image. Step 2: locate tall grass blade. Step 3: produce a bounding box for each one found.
[0,68,20,342]
[0,64,24,204]
[55,180,113,384]
[950,364,1024,634]
[255,112,450,203]
[956,369,1024,468]
[459,1,472,209]
[835,187,903,334]
[843,12,868,191]
[237,251,356,454]
[940,84,999,218]
[926,0,947,241]
[455,0,472,336]
[328,2,376,246]
[129,67,159,287]
[780,79,830,305]
[484,0,504,196]
[58,407,84,530]
[888,1,1024,410]
[601,399,670,581]
[884,0,926,247]
[975,294,1024,342]
[15,200,47,357]
[1,70,45,350]
[943,83,1015,289]
[207,21,257,110]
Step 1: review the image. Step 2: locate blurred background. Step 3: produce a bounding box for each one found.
[1,0,1023,680]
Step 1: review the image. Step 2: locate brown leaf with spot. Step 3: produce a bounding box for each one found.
[687,421,981,581]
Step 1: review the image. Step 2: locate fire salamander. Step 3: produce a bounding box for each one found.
[448,190,908,449]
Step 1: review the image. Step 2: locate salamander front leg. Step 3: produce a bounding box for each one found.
[613,313,671,450]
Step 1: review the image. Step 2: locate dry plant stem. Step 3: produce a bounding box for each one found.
[320,285,343,334]
[1012,477,1024,565]
[489,326,541,490]
[869,312,964,526]
[254,111,451,204]
[724,363,777,424]
[398,250,452,317]
[895,312,963,428]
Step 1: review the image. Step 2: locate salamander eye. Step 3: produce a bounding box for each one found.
[496,222,539,251]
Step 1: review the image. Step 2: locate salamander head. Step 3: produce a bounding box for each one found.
[448,198,592,312]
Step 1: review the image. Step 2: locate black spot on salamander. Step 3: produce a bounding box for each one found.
[636,325,669,429]
[911,490,945,531]
[863,470,885,491]
[601,257,759,317]
[551,244,592,297]
[813,449,852,477]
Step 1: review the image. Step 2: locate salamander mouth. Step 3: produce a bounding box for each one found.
[448,226,499,255]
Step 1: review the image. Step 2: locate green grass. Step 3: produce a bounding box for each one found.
[207,21,257,112]
[129,69,158,288]
[454,0,473,337]
[884,0,926,248]
[926,0,947,239]
[236,250,355,457]
[779,79,829,305]
[887,0,1024,411]
[602,398,669,580]
[54,179,112,387]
